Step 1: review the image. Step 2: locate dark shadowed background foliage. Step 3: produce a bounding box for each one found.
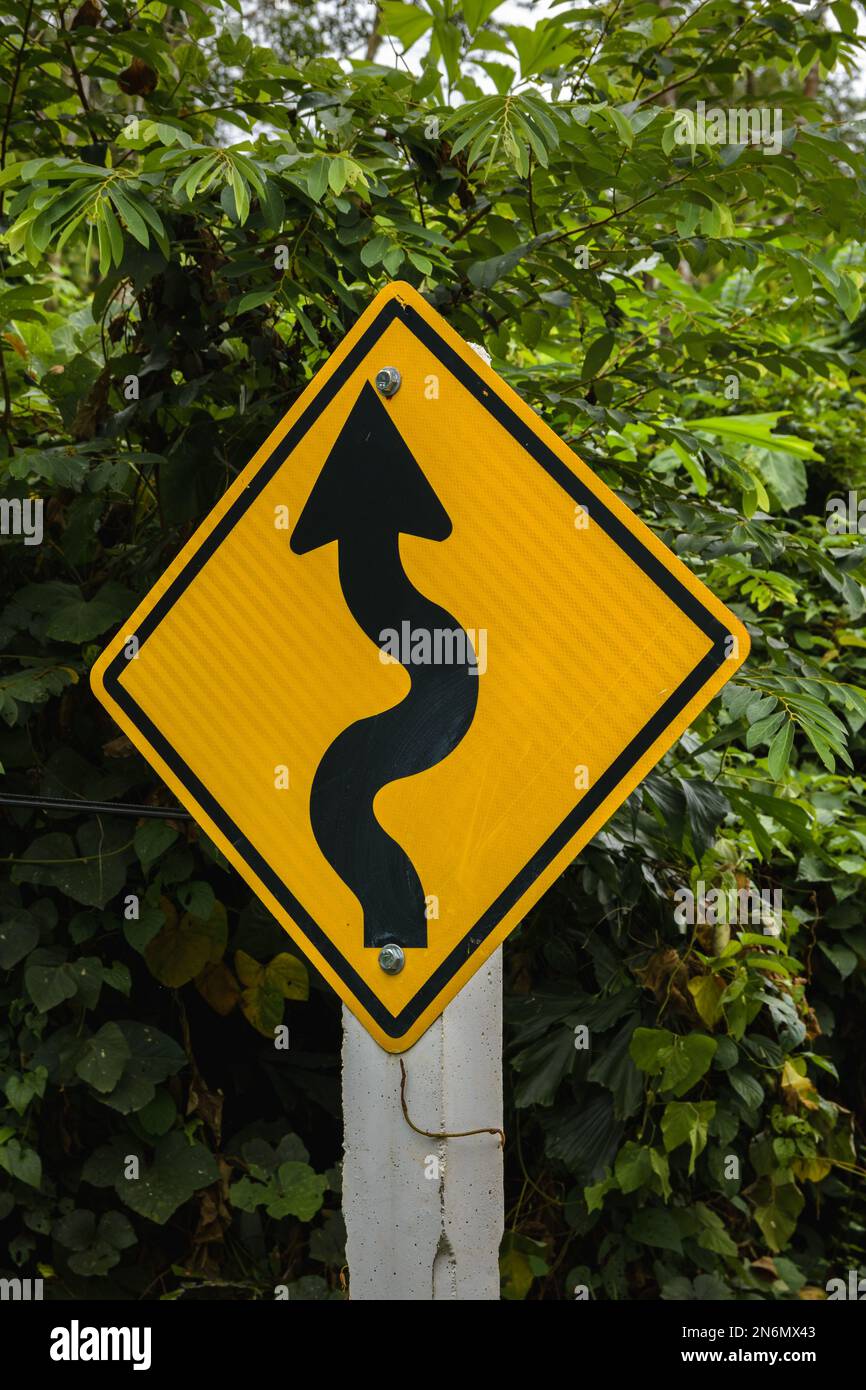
[1,0,866,1300]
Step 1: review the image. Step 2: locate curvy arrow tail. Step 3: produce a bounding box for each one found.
[309,533,478,947]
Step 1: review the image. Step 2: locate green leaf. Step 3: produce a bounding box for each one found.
[25,956,79,1012]
[7,581,133,643]
[614,1141,662,1195]
[630,1027,673,1072]
[327,156,348,195]
[746,711,785,749]
[661,1101,716,1174]
[626,1207,684,1253]
[4,1067,47,1115]
[75,1022,131,1093]
[462,0,502,35]
[108,186,150,248]
[694,1202,738,1257]
[512,1028,576,1108]
[230,1160,327,1222]
[380,0,434,47]
[665,1035,718,1098]
[235,288,273,315]
[134,821,179,873]
[753,1178,804,1253]
[228,167,250,224]
[767,719,794,779]
[177,880,216,920]
[0,912,40,969]
[83,1133,218,1224]
[728,1068,764,1112]
[97,1022,186,1115]
[13,823,133,909]
[467,236,552,289]
[603,107,634,149]
[688,414,819,459]
[0,1137,42,1188]
[306,156,330,203]
[361,234,391,268]
[581,331,615,381]
[137,1090,177,1137]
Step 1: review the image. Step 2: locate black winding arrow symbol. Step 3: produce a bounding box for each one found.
[290,381,479,949]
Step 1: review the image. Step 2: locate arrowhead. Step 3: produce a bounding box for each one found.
[290,381,452,554]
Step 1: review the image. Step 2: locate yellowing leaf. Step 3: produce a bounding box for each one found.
[145,902,227,987]
[234,949,265,987]
[792,1157,831,1183]
[265,953,308,1001]
[195,961,241,1016]
[687,975,726,1027]
[235,951,307,1036]
[781,1060,819,1110]
[240,982,284,1038]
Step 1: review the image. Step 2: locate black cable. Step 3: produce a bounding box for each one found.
[0,792,193,821]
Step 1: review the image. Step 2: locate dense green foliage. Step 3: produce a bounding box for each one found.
[1,0,865,1300]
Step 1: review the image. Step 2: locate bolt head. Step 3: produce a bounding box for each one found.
[375,366,401,398]
[378,943,405,974]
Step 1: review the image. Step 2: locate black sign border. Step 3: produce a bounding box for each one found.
[103,296,732,1039]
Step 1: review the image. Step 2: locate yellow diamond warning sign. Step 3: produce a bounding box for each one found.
[91,281,749,1051]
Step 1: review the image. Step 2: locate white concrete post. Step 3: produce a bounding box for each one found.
[341,949,503,1300]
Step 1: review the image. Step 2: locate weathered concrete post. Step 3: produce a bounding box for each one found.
[342,949,503,1300]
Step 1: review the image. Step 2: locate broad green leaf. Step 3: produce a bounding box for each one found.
[661,1101,716,1174]
[75,1023,131,1094]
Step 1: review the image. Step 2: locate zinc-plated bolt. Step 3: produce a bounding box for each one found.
[375,366,401,398]
[378,943,405,974]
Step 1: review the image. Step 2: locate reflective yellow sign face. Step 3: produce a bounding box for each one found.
[91,282,749,1052]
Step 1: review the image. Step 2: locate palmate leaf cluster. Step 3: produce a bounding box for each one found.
[0,0,865,1300]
